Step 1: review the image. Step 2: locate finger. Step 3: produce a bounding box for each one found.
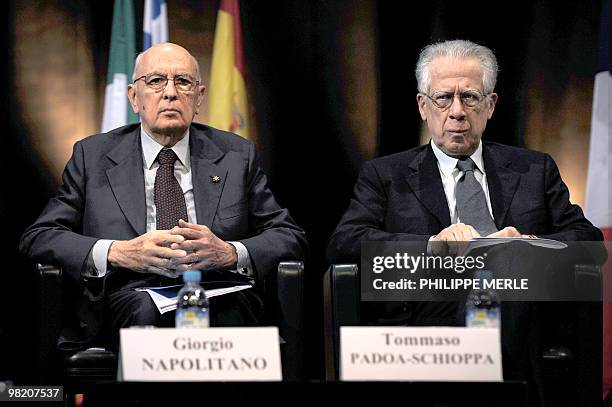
[148,256,174,268]
[169,227,206,240]
[509,227,521,237]
[450,231,462,255]
[172,240,205,251]
[488,228,507,237]
[171,252,202,265]
[153,233,186,245]
[178,219,210,232]
[454,227,467,242]
[460,227,474,241]
[468,225,481,238]
[187,260,210,271]
[151,247,188,259]
[170,242,199,250]
[174,262,207,272]
[175,263,190,272]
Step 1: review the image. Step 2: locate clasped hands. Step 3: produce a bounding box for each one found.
[430,224,535,256]
[108,219,237,278]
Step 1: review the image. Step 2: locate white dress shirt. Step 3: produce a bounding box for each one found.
[88,127,252,277]
[430,139,494,226]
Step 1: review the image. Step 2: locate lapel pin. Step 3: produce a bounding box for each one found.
[211,175,221,183]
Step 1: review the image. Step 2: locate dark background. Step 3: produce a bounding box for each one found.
[0,0,606,392]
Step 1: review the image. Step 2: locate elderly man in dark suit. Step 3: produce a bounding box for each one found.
[20,43,307,348]
[327,40,602,406]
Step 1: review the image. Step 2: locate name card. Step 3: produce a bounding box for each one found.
[119,327,282,381]
[340,326,502,382]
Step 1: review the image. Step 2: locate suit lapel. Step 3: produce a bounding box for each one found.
[106,128,147,235]
[190,127,227,227]
[404,145,452,229]
[483,144,520,228]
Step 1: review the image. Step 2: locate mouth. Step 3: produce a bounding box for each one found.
[159,108,181,114]
[447,129,468,136]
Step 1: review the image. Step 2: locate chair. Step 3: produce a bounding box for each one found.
[37,261,305,394]
[322,262,603,405]
[322,264,359,380]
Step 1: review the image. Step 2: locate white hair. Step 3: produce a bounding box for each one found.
[131,45,201,81]
[415,39,498,93]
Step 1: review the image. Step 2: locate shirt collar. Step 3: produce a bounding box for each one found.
[430,139,485,176]
[140,126,190,170]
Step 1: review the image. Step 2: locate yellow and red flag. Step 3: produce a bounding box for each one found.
[208,0,250,139]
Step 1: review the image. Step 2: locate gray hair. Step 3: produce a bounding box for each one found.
[131,48,201,82]
[415,40,498,93]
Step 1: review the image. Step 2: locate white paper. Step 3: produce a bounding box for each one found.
[136,282,253,314]
[467,236,567,251]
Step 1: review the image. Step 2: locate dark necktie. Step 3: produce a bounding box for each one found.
[455,157,497,236]
[154,148,188,230]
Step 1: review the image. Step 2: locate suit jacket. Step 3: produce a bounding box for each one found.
[326,141,602,406]
[20,123,307,345]
[327,141,601,261]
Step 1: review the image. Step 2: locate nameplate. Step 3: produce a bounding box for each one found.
[340,327,502,381]
[119,327,282,381]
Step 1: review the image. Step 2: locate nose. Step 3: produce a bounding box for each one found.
[448,93,466,121]
[162,78,178,100]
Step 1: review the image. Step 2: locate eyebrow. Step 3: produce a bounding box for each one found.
[145,71,195,77]
[431,88,482,93]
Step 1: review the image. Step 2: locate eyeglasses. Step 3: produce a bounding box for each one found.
[421,89,491,110]
[133,73,199,93]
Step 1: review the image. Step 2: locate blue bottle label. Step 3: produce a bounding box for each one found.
[466,308,500,328]
[176,307,209,328]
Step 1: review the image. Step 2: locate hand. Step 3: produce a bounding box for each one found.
[169,219,238,271]
[487,226,523,238]
[108,231,187,277]
[431,223,480,255]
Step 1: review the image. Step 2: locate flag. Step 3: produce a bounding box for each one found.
[585,0,611,397]
[208,0,250,139]
[101,0,137,133]
[143,0,168,50]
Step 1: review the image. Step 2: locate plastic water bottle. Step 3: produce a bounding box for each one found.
[175,270,209,328]
[465,270,500,328]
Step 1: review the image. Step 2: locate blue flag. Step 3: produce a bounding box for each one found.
[143,0,168,50]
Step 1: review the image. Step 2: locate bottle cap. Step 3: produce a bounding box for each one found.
[183,270,202,283]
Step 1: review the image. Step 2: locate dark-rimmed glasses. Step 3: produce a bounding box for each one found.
[420,89,491,110]
[134,73,199,93]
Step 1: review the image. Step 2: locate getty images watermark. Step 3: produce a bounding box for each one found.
[361,240,610,302]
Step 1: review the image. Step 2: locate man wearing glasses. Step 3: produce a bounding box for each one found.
[20,43,306,348]
[327,40,602,406]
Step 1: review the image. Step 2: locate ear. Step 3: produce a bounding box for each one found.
[195,84,206,114]
[127,84,139,113]
[416,93,427,121]
[486,93,498,119]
